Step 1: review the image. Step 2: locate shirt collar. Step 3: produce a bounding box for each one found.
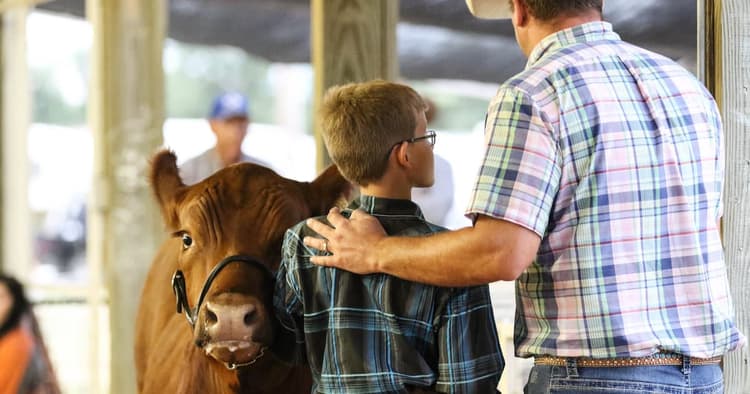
[347,195,424,219]
[526,21,620,69]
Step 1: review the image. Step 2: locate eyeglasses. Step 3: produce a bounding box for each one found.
[389,129,436,153]
[386,130,437,160]
[405,130,436,147]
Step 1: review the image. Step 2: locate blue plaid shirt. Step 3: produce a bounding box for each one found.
[275,196,504,393]
[467,21,745,359]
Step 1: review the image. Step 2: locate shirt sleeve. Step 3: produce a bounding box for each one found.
[0,328,35,394]
[435,285,504,394]
[466,86,560,237]
[272,228,307,364]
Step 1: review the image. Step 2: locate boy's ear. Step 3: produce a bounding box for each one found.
[394,142,411,167]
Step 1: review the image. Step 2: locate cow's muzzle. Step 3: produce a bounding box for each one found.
[171,254,274,370]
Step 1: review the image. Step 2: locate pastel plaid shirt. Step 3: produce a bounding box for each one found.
[275,196,504,393]
[466,22,745,359]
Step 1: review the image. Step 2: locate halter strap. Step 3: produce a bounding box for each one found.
[171,255,273,327]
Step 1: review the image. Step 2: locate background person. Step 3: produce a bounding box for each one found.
[0,274,60,394]
[301,0,746,392]
[274,80,504,393]
[412,97,455,227]
[180,91,272,184]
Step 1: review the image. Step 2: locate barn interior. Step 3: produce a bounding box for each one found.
[0,0,747,393]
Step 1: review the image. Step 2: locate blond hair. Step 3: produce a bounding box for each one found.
[319,80,426,185]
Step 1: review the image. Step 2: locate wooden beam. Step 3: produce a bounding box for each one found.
[87,0,167,392]
[0,0,51,13]
[311,0,398,171]
[698,0,722,110]
[0,15,4,273]
[1,5,31,279]
[700,0,750,391]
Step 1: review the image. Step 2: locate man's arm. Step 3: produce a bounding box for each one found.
[304,208,540,287]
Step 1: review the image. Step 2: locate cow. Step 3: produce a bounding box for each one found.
[135,150,350,393]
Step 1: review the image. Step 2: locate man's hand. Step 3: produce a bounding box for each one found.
[303,207,387,274]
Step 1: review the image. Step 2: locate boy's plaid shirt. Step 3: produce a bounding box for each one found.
[275,196,504,393]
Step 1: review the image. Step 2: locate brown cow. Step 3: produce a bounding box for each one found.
[135,150,349,393]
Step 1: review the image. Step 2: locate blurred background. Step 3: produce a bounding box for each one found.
[3,1,704,392]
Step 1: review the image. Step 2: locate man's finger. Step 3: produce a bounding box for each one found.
[326,207,349,228]
[306,217,334,238]
[348,208,370,220]
[303,235,326,251]
[309,255,333,267]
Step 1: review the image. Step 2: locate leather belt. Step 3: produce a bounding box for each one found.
[534,353,722,368]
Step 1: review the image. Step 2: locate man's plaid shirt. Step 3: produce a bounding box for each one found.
[275,196,504,393]
[467,21,745,359]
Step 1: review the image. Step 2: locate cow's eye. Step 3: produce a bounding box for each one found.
[181,234,193,250]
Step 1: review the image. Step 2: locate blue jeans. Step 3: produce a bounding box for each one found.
[523,357,723,393]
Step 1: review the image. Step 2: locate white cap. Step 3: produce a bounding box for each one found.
[465,0,513,19]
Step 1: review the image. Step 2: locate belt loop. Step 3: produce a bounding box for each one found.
[565,358,579,378]
[681,354,691,376]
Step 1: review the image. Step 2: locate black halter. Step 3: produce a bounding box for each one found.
[171,254,274,327]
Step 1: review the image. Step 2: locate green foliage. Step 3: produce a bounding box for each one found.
[29,38,489,135]
[31,51,88,126]
[408,80,490,132]
[32,70,86,125]
[164,41,274,123]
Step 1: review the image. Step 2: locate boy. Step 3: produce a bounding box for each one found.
[274,80,504,393]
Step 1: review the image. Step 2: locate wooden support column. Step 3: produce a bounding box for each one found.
[699,0,750,391]
[87,1,166,393]
[0,15,4,273]
[311,0,398,171]
[1,5,31,279]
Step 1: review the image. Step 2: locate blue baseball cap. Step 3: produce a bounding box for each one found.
[209,92,250,120]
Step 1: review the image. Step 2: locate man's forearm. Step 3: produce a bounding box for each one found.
[376,219,536,287]
[305,209,540,286]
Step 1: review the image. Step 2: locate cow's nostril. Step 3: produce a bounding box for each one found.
[243,310,256,326]
[206,309,218,326]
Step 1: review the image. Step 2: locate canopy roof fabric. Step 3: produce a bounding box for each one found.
[40,0,695,83]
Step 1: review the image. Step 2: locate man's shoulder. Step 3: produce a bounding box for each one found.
[240,154,273,170]
[179,148,221,184]
[182,147,215,165]
[179,148,217,174]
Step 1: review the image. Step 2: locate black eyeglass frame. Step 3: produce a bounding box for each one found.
[386,129,437,159]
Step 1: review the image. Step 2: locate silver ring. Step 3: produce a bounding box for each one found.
[322,240,328,253]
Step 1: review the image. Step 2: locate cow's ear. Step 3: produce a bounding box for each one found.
[305,164,352,216]
[149,149,185,230]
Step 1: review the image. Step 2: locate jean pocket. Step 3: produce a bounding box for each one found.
[549,377,686,393]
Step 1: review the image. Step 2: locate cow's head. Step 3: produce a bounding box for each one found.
[149,150,349,370]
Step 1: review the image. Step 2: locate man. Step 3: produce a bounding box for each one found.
[302,0,746,392]
[412,98,455,227]
[180,92,271,184]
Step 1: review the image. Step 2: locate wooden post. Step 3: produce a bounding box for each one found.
[1,5,31,279]
[699,0,750,391]
[311,0,398,171]
[87,0,166,392]
[0,15,4,273]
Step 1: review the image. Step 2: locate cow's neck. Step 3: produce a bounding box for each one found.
[236,354,311,394]
[189,353,309,394]
[182,347,240,394]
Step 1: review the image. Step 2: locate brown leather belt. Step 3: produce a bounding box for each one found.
[535,353,722,368]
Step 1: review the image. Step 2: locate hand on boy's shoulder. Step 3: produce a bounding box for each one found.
[302,207,386,275]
